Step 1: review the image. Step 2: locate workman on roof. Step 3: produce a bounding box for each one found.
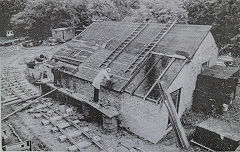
[92,68,112,103]
[51,64,63,87]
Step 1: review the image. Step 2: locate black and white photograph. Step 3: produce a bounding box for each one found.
[0,0,240,151]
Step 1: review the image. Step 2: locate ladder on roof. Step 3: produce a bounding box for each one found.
[125,20,177,75]
[99,21,150,68]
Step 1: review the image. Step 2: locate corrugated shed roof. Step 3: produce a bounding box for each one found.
[201,65,239,79]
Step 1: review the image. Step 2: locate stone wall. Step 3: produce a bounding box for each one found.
[59,73,169,143]
[60,73,122,110]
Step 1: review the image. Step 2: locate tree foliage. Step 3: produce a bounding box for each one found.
[9,0,135,39]
[129,0,187,23]
[0,0,26,36]
[11,0,92,39]
[183,0,240,56]
[88,0,136,21]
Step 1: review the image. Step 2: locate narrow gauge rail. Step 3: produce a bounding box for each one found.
[30,98,107,152]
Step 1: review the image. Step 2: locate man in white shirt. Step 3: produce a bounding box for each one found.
[92,68,112,103]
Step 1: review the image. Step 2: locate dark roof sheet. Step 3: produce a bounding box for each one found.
[201,65,239,79]
[76,21,212,58]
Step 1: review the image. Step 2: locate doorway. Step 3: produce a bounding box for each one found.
[168,88,182,125]
[170,88,181,113]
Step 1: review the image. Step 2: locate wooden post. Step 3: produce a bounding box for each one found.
[102,114,118,134]
[158,81,190,149]
[39,84,42,95]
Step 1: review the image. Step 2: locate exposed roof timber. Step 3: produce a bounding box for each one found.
[56,55,86,62]
[120,54,152,92]
[133,92,158,104]
[67,45,94,54]
[72,51,82,57]
[143,58,176,100]
[68,50,79,57]
[130,58,161,95]
[150,52,186,60]
[125,20,177,75]
[53,55,84,66]
[191,140,215,152]
[167,59,188,88]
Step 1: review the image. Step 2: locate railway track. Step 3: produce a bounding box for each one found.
[28,98,107,152]
[1,66,118,151]
[1,66,107,151]
[2,121,23,145]
[1,66,39,106]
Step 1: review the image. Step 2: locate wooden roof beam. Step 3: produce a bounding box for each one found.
[143,58,175,100]
[150,52,186,60]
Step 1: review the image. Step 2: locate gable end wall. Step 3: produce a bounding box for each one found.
[168,32,218,116]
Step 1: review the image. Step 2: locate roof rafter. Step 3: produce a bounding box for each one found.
[143,58,176,100]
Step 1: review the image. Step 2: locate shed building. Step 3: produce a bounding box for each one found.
[6,30,14,37]
[46,21,218,143]
[52,27,75,43]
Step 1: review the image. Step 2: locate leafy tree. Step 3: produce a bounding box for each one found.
[87,0,134,21]
[129,0,140,10]
[88,0,121,21]
[183,0,240,56]
[0,0,26,37]
[132,1,187,23]
[10,0,135,39]
[11,0,92,39]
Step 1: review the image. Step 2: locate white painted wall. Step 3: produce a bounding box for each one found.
[120,94,169,143]
[168,32,218,116]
